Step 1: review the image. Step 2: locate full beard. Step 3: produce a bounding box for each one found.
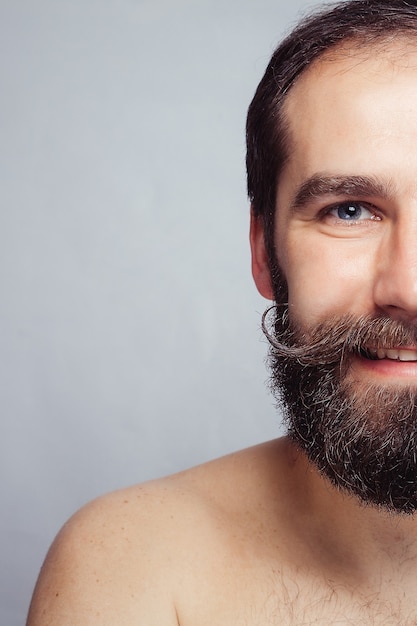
[265,304,417,514]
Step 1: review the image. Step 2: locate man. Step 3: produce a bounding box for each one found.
[27,0,417,623]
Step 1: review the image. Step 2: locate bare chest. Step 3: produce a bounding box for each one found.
[179,566,417,626]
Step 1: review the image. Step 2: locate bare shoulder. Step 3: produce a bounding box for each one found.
[27,438,292,626]
[26,477,185,625]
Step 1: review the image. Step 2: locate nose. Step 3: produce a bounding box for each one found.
[373,218,417,321]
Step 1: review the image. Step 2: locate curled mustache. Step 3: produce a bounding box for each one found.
[262,304,417,367]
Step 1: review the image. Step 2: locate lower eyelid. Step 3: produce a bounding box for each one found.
[323,215,381,229]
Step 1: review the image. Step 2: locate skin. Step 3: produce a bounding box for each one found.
[27,41,417,625]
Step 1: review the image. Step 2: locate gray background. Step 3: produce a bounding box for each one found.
[0,1,320,623]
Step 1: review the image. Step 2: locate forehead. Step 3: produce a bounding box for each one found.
[280,39,417,183]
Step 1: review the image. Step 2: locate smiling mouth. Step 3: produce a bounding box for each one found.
[362,348,417,362]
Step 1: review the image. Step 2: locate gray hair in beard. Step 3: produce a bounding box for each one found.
[263,304,417,514]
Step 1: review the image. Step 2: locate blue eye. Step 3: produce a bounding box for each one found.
[329,202,373,221]
[336,203,363,219]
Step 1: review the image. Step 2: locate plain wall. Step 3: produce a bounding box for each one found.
[0,1,322,623]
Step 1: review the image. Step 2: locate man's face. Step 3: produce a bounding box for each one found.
[251,40,417,512]
[277,41,417,386]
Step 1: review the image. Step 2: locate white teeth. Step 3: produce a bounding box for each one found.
[398,350,417,362]
[370,348,417,361]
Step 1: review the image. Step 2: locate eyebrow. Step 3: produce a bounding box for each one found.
[290,174,394,212]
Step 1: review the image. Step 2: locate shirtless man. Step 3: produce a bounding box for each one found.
[27,0,417,623]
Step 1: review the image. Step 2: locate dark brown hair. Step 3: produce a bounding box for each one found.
[246,0,417,262]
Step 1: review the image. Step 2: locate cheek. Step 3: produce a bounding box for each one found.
[281,239,375,327]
